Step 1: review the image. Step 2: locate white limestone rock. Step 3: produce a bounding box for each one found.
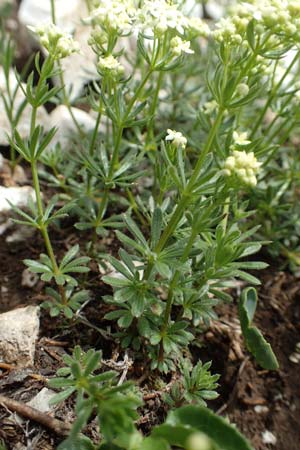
[18,0,81,32]
[0,306,40,367]
[46,105,97,149]
[0,185,35,214]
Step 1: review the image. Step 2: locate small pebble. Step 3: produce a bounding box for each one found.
[262,430,277,445]
[289,353,300,364]
[254,405,269,414]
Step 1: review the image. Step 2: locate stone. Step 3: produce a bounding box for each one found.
[262,430,277,446]
[0,306,40,367]
[46,105,97,150]
[9,387,56,426]
[26,387,56,412]
[0,185,35,215]
[18,0,81,32]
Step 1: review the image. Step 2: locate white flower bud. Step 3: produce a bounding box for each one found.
[236,83,249,97]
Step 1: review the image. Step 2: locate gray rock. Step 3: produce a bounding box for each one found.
[26,387,56,412]
[0,306,40,367]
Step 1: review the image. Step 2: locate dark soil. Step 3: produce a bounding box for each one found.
[1,223,300,450]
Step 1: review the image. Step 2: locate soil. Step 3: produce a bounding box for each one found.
[1,216,300,450]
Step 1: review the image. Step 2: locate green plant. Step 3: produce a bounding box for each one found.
[4,0,300,446]
[49,346,253,450]
[164,359,220,408]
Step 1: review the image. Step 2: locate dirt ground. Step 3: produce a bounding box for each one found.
[1,219,300,450]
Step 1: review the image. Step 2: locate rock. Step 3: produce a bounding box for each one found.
[27,387,56,412]
[254,405,269,414]
[0,306,40,367]
[5,225,35,243]
[262,430,277,446]
[18,0,81,32]
[10,387,56,426]
[0,185,35,215]
[59,22,97,101]
[46,105,97,150]
[21,267,39,287]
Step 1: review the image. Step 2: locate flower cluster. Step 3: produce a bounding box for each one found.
[187,17,211,38]
[170,36,194,56]
[165,129,187,149]
[223,150,262,186]
[138,0,188,35]
[97,55,124,78]
[87,0,209,39]
[87,0,136,35]
[213,0,300,47]
[28,24,79,59]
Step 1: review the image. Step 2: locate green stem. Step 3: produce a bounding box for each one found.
[221,196,230,236]
[158,229,197,361]
[124,69,153,120]
[250,51,299,138]
[146,70,164,149]
[30,104,67,304]
[143,107,224,281]
[92,126,124,244]
[50,0,56,24]
[58,67,85,137]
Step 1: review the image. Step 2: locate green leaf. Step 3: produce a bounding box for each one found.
[153,405,254,450]
[246,19,255,50]
[140,437,170,450]
[23,259,52,274]
[60,245,80,269]
[239,287,279,370]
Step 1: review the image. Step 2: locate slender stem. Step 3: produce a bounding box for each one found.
[30,103,67,304]
[250,51,299,138]
[143,107,224,281]
[50,0,56,24]
[58,67,85,137]
[109,125,123,177]
[124,69,153,120]
[221,196,230,236]
[92,126,124,244]
[146,70,164,149]
[126,188,147,227]
[158,230,197,361]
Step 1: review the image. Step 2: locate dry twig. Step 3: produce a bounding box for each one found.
[0,394,71,437]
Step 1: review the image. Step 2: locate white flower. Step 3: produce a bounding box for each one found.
[138,0,188,35]
[97,55,124,77]
[86,0,136,35]
[170,36,194,56]
[224,150,262,186]
[165,129,187,149]
[28,24,79,59]
[232,131,251,146]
